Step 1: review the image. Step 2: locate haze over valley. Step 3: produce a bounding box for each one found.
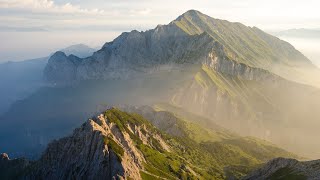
[1,1,320,179]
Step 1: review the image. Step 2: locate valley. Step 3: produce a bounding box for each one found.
[0,9,320,180]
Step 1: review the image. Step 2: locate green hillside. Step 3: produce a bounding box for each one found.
[173,10,312,69]
[104,108,297,179]
[171,64,320,158]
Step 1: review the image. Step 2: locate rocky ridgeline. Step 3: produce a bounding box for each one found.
[1,107,310,179]
[0,109,172,179]
[25,114,141,179]
[44,10,305,84]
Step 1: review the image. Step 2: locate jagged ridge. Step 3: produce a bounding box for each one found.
[44,10,313,84]
[0,107,298,180]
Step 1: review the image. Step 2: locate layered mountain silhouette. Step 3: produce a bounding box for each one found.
[0,44,96,115]
[1,10,320,179]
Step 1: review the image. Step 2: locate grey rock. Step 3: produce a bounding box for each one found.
[25,115,142,180]
[44,51,82,83]
[0,153,9,161]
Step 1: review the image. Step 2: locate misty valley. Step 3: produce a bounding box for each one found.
[1,8,320,180]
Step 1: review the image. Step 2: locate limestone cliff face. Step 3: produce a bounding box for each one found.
[26,114,143,180]
[202,42,280,82]
[243,157,320,180]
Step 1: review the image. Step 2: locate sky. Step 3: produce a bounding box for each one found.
[0,0,320,61]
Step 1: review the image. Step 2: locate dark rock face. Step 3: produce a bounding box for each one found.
[0,153,30,180]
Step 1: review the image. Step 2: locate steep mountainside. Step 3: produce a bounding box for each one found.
[2,57,320,160]
[171,64,320,158]
[0,108,297,180]
[44,10,315,84]
[173,10,311,68]
[244,158,320,180]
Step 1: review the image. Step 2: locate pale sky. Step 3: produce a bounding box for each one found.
[1,0,320,61]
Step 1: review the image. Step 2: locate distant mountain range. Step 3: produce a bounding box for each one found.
[0,44,96,114]
[273,28,320,38]
[0,26,48,32]
[58,44,97,59]
[1,10,320,179]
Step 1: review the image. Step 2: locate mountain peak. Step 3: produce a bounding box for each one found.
[44,9,314,84]
[51,51,67,59]
[182,9,202,16]
[59,44,96,58]
[175,9,205,22]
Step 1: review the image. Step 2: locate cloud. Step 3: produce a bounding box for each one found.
[0,0,319,32]
[129,8,152,16]
[0,0,105,15]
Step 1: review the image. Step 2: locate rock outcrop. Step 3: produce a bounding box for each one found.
[121,105,186,137]
[0,108,175,179]
[243,157,320,180]
[24,113,151,180]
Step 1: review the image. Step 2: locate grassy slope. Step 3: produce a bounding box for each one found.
[173,10,312,69]
[103,108,297,180]
[178,64,320,158]
[173,10,320,88]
